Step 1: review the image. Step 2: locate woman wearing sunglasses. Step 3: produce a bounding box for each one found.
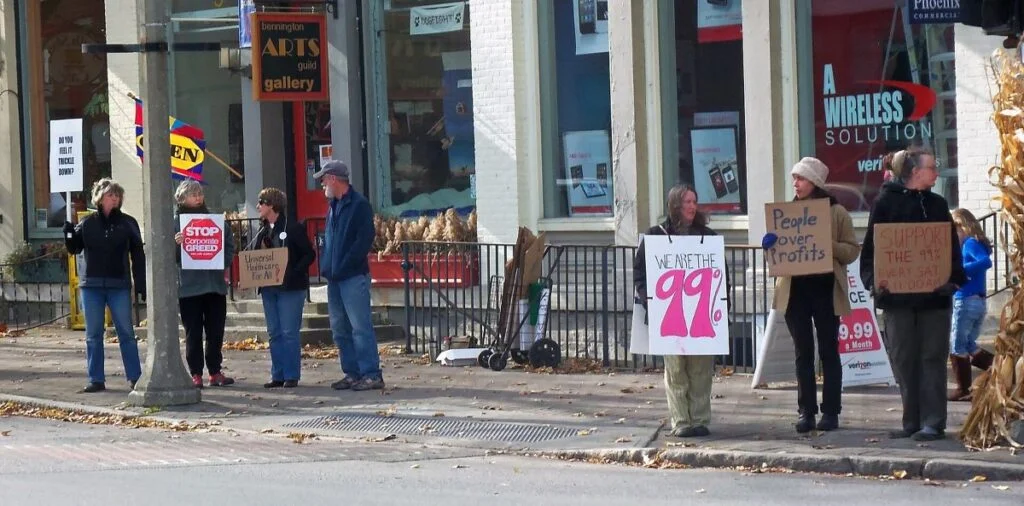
[252,188,316,388]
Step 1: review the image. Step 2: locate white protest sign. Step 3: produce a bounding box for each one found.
[751,258,895,389]
[410,2,465,36]
[643,235,730,355]
[179,214,226,270]
[49,118,84,193]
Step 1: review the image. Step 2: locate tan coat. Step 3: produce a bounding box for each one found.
[772,203,860,317]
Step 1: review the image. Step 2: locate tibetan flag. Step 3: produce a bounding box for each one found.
[134,99,207,182]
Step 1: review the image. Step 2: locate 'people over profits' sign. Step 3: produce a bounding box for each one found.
[251,12,328,102]
[872,222,952,293]
[764,198,833,277]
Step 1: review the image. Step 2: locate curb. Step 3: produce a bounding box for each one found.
[0,393,210,429]
[534,447,1024,482]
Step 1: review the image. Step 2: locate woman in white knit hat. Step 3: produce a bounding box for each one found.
[765,157,860,433]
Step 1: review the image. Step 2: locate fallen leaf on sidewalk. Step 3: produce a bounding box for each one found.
[923,479,944,487]
[365,433,398,443]
[695,489,706,494]
[223,338,268,351]
[376,407,397,418]
[713,394,725,399]
[620,387,638,394]
[432,412,445,417]
[759,396,768,400]
[970,475,987,482]
[287,432,317,444]
[0,431,10,436]
[577,429,595,436]
[410,464,420,469]
[614,418,626,424]
[718,367,734,377]
[992,485,1010,491]
[865,438,880,443]
[572,412,584,417]
[301,346,338,360]
[893,470,908,480]
[886,408,898,412]
[312,400,324,405]
[260,428,275,434]
[614,437,632,443]
[270,402,279,407]
[452,464,467,469]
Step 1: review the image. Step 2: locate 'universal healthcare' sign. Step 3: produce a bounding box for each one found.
[251,12,328,102]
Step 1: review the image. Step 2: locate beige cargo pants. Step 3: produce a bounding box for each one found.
[663,355,715,429]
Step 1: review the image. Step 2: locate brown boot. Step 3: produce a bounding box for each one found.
[971,349,995,371]
[948,355,972,401]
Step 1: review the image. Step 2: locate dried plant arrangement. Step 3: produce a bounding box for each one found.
[960,49,1024,449]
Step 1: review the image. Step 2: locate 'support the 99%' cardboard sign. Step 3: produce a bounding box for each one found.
[251,13,328,102]
[764,198,833,277]
[873,222,952,294]
[634,235,730,356]
[237,248,289,289]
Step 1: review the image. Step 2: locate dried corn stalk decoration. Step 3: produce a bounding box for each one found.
[374,209,478,259]
[960,49,1024,449]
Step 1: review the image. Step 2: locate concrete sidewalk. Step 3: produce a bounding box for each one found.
[1,326,1022,481]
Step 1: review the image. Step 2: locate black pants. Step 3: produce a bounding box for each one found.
[179,292,228,376]
[882,307,951,433]
[784,278,842,417]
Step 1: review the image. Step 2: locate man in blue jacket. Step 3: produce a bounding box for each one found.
[314,161,384,391]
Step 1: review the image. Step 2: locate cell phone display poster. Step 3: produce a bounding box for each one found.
[563,130,613,217]
[690,127,741,213]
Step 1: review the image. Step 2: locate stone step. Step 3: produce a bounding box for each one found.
[228,299,330,315]
[225,313,330,329]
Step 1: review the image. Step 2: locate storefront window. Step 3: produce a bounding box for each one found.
[367,0,475,218]
[801,0,958,211]
[171,1,245,212]
[539,0,613,219]
[657,0,747,215]
[19,0,110,235]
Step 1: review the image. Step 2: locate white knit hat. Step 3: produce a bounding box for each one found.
[791,157,829,189]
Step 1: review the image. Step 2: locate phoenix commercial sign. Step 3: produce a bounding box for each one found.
[252,12,328,101]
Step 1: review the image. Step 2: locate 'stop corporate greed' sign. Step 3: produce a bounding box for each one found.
[872,222,952,294]
[764,198,834,277]
[252,13,328,101]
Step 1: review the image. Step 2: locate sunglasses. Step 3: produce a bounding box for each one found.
[257,199,271,206]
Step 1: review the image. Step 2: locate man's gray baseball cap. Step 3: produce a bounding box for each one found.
[313,160,350,180]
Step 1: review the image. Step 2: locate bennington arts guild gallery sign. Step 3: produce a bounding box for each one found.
[251,12,329,102]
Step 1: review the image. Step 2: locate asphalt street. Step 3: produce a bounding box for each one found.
[0,417,1021,506]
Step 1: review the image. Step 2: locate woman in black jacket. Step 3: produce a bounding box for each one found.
[252,187,316,388]
[861,147,967,442]
[63,178,145,393]
[634,183,718,438]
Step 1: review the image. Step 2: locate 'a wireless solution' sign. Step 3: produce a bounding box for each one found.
[251,12,328,101]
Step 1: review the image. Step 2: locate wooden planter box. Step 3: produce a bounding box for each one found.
[369,252,479,288]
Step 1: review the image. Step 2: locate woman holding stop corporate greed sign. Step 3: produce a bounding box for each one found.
[633,183,719,438]
[173,180,236,389]
[764,157,860,434]
[63,178,145,393]
[252,187,316,388]
[860,147,966,442]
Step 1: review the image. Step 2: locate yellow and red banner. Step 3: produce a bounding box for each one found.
[134,99,206,182]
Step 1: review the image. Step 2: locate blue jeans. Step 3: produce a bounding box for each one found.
[951,295,986,356]
[81,287,142,384]
[261,287,306,381]
[328,275,381,380]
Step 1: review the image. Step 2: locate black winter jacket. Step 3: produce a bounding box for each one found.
[860,182,967,310]
[252,214,316,292]
[65,208,146,293]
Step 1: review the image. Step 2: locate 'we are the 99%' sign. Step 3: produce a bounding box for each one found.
[642,235,730,355]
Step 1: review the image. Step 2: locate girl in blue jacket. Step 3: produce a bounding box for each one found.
[948,209,994,401]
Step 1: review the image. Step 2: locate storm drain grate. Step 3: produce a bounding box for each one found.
[282,413,581,443]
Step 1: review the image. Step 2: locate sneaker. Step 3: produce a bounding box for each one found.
[816,414,839,431]
[209,372,235,387]
[192,374,204,389]
[351,377,385,391]
[911,427,945,442]
[331,376,358,390]
[669,425,710,438]
[283,380,299,388]
[795,414,816,434]
[82,382,105,393]
[264,380,285,388]
[888,428,918,439]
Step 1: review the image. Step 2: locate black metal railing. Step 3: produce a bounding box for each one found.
[226,217,328,302]
[978,211,1016,297]
[399,241,772,371]
[0,250,72,332]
